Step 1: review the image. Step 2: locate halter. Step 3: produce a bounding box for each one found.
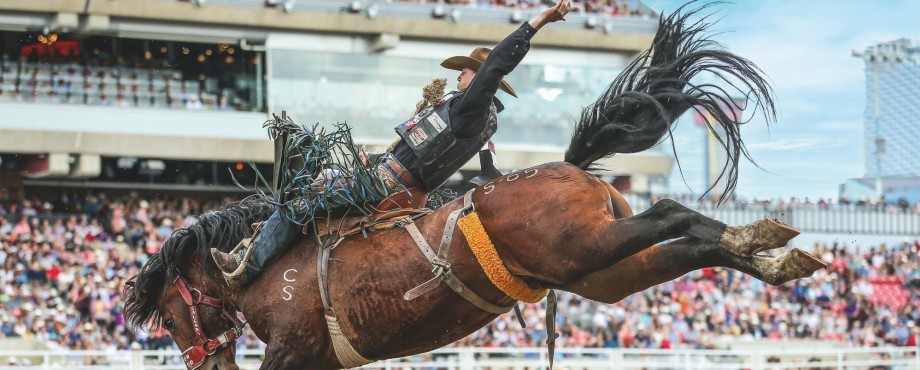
[172,275,246,370]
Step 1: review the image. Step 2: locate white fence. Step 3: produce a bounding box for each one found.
[624,195,920,235]
[1,347,919,370]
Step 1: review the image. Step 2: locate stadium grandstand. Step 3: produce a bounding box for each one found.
[1,0,920,369]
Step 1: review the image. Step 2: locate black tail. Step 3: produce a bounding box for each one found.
[564,3,776,202]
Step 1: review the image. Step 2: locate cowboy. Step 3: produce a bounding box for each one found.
[211,0,572,287]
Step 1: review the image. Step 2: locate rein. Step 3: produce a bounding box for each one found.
[172,276,246,370]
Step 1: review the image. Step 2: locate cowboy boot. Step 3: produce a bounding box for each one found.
[212,246,242,273]
[210,210,302,288]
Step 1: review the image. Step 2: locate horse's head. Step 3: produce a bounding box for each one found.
[125,255,243,370]
[124,201,275,370]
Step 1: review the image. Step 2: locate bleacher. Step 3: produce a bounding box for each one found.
[0,62,218,109]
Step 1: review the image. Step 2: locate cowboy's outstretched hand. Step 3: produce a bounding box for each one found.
[529,0,571,30]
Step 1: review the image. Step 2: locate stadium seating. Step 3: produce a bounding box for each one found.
[0,61,230,111]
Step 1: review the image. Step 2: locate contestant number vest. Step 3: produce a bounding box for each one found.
[394,92,498,190]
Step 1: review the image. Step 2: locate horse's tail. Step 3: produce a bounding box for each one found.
[563,3,776,202]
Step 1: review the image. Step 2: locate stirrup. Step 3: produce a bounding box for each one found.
[221,221,266,288]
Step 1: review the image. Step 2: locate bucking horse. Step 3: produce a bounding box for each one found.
[125,5,828,370]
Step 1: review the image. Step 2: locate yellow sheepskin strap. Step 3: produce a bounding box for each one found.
[458,212,548,303]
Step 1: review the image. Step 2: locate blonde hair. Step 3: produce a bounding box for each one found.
[386,78,448,153]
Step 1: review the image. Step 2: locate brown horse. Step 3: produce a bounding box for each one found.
[125,6,827,370]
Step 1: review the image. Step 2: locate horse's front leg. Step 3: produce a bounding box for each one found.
[261,344,337,370]
[260,345,308,370]
[563,238,827,304]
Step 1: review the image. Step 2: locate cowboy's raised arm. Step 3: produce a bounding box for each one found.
[451,0,570,138]
[529,0,571,30]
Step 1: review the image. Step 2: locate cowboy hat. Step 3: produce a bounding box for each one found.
[441,47,518,98]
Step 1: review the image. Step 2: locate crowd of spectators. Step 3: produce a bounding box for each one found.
[0,193,229,356]
[402,0,653,17]
[2,191,919,362]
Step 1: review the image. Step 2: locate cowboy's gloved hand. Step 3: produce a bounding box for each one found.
[529,0,571,30]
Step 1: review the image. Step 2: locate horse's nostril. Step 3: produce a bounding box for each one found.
[212,364,219,370]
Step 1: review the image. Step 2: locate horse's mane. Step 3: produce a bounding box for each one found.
[124,200,275,330]
[564,2,776,204]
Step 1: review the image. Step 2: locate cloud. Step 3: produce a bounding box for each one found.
[747,138,845,151]
[815,120,863,131]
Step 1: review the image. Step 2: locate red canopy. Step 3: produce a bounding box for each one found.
[20,40,80,57]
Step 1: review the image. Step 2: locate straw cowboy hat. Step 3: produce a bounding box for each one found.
[441,47,518,98]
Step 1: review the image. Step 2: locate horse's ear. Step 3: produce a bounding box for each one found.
[124,280,148,301]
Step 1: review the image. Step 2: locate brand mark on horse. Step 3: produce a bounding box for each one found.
[282,269,298,301]
[484,168,539,195]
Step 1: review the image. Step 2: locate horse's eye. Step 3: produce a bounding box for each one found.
[164,319,175,331]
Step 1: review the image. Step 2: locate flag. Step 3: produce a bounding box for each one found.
[693,98,745,126]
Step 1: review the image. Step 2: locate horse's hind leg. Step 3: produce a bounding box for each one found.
[624,199,800,253]
[520,198,731,285]
[564,238,827,304]
[601,176,799,254]
[581,198,732,266]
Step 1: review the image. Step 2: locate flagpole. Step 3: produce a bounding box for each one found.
[703,112,710,200]
[707,115,719,202]
[704,111,719,202]
[696,98,743,203]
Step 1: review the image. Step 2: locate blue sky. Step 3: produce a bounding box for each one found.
[639,0,920,202]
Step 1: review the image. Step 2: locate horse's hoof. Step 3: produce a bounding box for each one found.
[757,248,827,286]
[721,218,800,256]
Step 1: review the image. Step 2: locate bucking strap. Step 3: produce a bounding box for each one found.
[325,314,373,368]
[317,236,342,313]
[316,235,374,367]
[403,191,514,315]
[458,211,548,303]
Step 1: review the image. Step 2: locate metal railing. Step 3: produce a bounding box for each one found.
[154,0,660,34]
[1,346,918,369]
[623,195,920,235]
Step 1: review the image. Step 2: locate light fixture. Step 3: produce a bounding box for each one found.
[510,10,523,23]
[367,4,379,19]
[603,22,614,34]
[194,0,206,6]
[449,8,460,22]
[432,5,445,18]
[585,17,598,29]
[348,0,363,13]
[282,0,295,13]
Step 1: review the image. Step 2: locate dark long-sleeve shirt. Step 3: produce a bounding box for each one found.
[393,22,538,181]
